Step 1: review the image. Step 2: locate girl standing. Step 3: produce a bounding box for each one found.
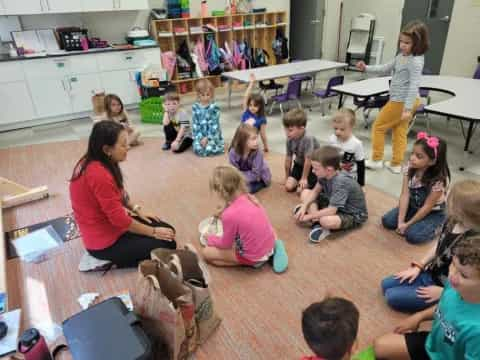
[382,132,450,244]
[229,124,271,194]
[242,73,269,152]
[201,166,288,273]
[70,121,176,268]
[191,79,225,156]
[103,94,141,147]
[357,20,429,173]
[381,180,480,313]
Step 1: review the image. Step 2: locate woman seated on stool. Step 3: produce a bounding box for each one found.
[70,120,176,268]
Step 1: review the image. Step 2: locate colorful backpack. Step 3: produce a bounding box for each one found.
[194,39,209,73]
[206,34,222,75]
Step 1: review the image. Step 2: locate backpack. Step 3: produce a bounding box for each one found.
[272,29,289,60]
[254,48,269,67]
[205,34,222,75]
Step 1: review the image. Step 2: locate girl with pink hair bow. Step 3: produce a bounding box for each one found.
[382,132,450,245]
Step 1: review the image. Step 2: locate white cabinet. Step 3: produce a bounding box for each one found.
[68,73,102,112]
[3,0,42,15]
[100,69,140,105]
[29,78,72,118]
[116,0,148,10]
[81,0,114,12]
[0,82,36,124]
[46,0,83,13]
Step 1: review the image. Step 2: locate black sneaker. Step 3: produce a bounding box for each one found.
[309,224,331,243]
[162,142,171,151]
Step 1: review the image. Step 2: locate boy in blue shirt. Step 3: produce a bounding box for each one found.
[374,233,480,360]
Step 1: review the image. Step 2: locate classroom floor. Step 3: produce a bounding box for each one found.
[0,70,479,197]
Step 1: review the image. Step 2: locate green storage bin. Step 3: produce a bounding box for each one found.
[140,97,164,124]
[212,10,225,16]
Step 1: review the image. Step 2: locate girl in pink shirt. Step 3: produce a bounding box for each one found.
[201,166,288,273]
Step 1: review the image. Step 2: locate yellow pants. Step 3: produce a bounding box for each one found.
[370,99,420,166]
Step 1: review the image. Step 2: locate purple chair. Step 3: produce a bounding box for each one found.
[290,60,315,92]
[419,68,432,104]
[353,93,390,128]
[473,63,480,79]
[408,103,428,134]
[269,78,303,114]
[313,75,344,115]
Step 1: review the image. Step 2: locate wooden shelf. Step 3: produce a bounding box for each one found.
[151,11,288,94]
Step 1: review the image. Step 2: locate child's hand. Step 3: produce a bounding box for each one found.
[394,313,422,334]
[394,266,421,284]
[416,286,443,303]
[249,73,256,82]
[396,222,409,235]
[263,146,269,153]
[355,61,366,71]
[401,110,412,122]
[298,178,308,190]
[171,140,180,151]
[294,205,307,221]
[200,137,208,147]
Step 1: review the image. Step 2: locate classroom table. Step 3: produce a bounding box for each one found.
[332,75,480,170]
[223,59,348,108]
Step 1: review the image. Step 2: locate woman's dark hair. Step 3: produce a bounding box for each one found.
[70,120,126,188]
[409,136,450,189]
[247,93,265,118]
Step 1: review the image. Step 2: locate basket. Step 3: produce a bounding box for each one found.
[139,97,164,124]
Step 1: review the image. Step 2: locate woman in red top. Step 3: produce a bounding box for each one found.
[70,120,176,267]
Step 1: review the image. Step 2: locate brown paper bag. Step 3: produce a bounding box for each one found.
[91,92,105,115]
[151,244,221,345]
[133,260,197,360]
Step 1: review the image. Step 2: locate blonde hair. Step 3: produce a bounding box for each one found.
[454,233,480,272]
[282,108,307,128]
[209,166,248,203]
[229,124,258,156]
[447,180,480,231]
[332,108,356,128]
[195,79,215,99]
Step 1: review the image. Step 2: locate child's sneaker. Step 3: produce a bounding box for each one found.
[293,204,302,216]
[272,239,288,273]
[162,142,171,151]
[365,159,383,170]
[385,161,402,174]
[309,224,331,243]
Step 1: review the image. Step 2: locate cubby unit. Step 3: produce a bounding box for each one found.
[151,11,287,94]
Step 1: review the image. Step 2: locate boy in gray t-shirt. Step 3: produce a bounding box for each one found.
[283,109,320,192]
[294,146,368,242]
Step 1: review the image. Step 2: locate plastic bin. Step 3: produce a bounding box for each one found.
[140,97,164,124]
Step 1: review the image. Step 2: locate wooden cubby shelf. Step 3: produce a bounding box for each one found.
[151,11,287,94]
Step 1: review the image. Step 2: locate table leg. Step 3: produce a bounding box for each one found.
[228,78,232,109]
[312,73,317,91]
[459,120,475,171]
[338,94,344,109]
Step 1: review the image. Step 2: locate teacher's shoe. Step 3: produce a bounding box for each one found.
[385,161,402,174]
[365,159,384,170]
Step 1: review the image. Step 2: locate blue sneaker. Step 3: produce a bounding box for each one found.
[272,239,288,273]
[309,225,330,243]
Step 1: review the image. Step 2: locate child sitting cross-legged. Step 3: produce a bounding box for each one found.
[102,94,141,147]
[229,124,271,194]
[374,232,480,360]
[381,179,480,313]
[200,166,288,273]
[294,146,368,243]
[162,92,193,153]
[301,297,360,360]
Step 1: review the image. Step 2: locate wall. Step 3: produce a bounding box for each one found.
[16,0,289,44]
[440,0,480,76]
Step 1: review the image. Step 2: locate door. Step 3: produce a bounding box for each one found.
[289,0,325,59]
[0,82,36,124]
[45,0,82,13]
[68,74,102,113]
[100,70,140,105]
[401,0,454,74]
[81,0,114,12]
[29,78,72,118]
[3,0,42,15]
[116,0,148,10]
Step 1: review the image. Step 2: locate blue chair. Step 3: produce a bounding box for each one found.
[269,78,303,114]
[313,75,344,115]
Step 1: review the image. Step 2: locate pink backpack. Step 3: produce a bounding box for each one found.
[161,51,176,80]
[194,39,209,73]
